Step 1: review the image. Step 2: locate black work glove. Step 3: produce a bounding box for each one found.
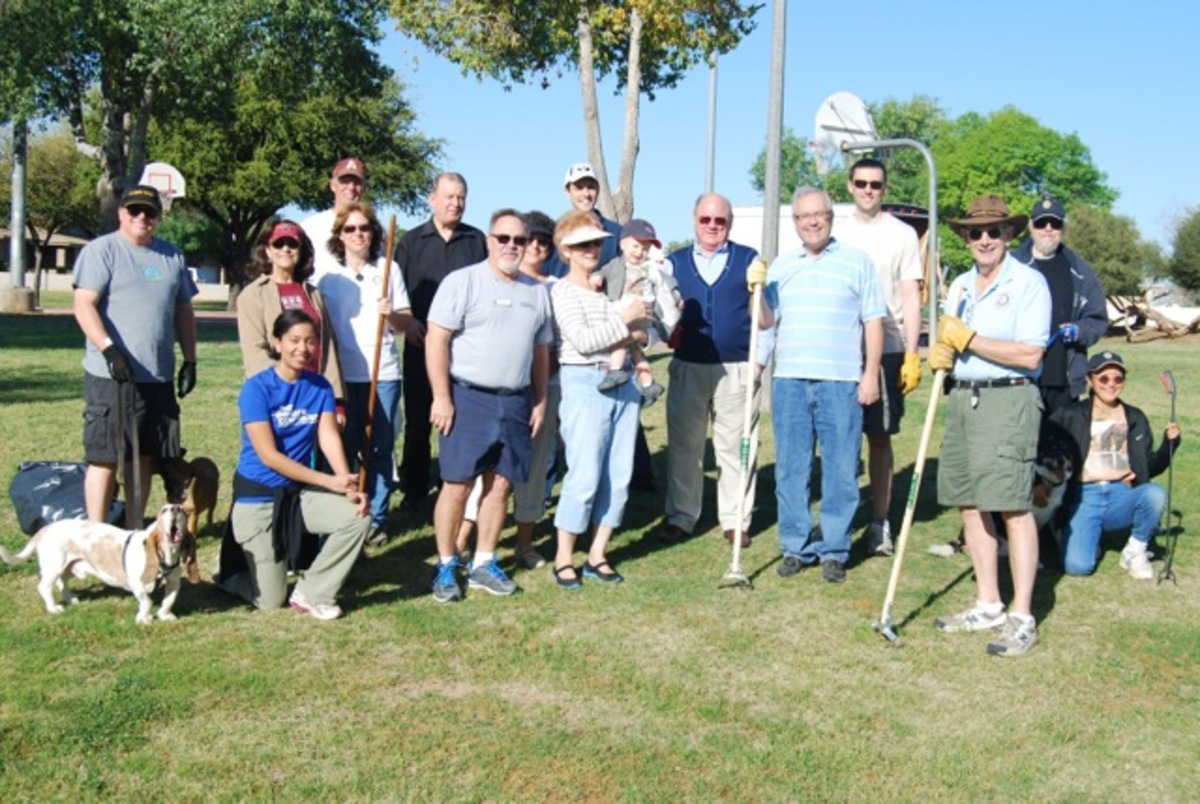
[102,344,133,383]
[177,360,197,398]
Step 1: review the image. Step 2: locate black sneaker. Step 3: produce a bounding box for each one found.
[598,370,630,391]
[777,555,805,578]
[821,560,846,583]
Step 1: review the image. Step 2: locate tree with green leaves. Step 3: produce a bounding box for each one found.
[1169,207,1200,292]
[1052,205,1157,298]
[391,0,761,222]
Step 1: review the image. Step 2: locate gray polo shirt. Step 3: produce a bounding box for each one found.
[73,231,196,383]
[427,260,553,390]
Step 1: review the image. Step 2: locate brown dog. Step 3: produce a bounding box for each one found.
[158,453,221,536]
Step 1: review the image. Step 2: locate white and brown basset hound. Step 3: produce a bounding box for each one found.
[0,504,200,624]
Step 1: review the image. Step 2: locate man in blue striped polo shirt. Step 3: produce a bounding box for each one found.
[753,187,885,583]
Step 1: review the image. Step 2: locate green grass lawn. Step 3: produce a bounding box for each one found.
[1,312,1198,800]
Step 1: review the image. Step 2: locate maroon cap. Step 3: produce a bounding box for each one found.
[331,157,366,180]
[620,218,660,248]
[268,221,302,244]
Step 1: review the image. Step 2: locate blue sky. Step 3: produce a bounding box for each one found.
[370,1,1197,251]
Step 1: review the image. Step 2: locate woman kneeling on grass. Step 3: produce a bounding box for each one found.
[1048,350,1181,579]
[217,309,370,620]
[548,210,653,589]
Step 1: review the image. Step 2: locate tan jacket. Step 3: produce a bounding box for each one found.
[236,275,345,399]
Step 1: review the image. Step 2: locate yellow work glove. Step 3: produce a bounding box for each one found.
[899,352,922,395]
[746,259,768,292]
[937,315,976,353]
[928,343,955,373]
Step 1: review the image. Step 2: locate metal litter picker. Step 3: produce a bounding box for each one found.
[874,367,947,642]
[720,281,764,590]
[1158,369,1179,585]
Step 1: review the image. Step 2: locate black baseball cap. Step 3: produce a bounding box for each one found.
[1087,351,1125,374]
[1030,196,1066,222]
[120,185,163,214]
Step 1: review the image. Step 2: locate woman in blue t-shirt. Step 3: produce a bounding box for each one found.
[217,309,370,620]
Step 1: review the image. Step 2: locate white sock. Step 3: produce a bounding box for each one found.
[977,600,1005,616]
[473,550,495,567]
[439,553,457,565]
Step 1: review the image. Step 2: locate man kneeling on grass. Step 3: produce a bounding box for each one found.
[1047,351,1181,579]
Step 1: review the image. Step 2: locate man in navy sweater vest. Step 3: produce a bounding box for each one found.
[659,194,762,547]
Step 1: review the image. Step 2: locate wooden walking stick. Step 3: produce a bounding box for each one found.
[358,215,397,494]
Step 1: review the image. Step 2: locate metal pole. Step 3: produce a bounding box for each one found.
[761,0,786,263]
[9,120,28,288]
[841,137,938,341]
[705,56,717,194]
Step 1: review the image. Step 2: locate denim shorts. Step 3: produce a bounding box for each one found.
[438,383,532,485]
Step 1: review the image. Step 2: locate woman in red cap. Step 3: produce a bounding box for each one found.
[237,220,344,407]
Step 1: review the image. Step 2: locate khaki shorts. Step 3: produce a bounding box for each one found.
[937,382,1041,511]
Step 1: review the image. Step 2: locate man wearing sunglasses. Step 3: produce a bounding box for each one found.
[930,194,1051,657]
[1010,195,1108,414]
[72,184,198,528]
[423,209,553,602]
[302,157,368,277]
[658,193,763,549]
[832,157,925,557]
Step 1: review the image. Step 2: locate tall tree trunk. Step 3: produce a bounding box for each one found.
[575,8,616,221]
[612,7,643,224]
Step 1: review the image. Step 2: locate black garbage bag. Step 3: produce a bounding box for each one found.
[8,461,124,535]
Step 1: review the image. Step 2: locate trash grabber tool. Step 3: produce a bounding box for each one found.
[1158,369,1179,585]
[358,215,397,495]
[720,281,763,590]
[874,367,946,642]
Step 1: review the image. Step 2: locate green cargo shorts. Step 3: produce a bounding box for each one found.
[937,382,1041,511]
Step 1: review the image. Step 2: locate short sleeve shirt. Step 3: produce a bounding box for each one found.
[832,212,923,354]
[316,258,410,383]
[73,231,196,382]
[237,367,335,496]
[427,261,554,390]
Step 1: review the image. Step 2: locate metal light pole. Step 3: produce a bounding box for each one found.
[705,56,717,194]
[761,0,786,263]
[9,120,28,288]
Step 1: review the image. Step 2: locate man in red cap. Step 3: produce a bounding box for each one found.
[302,157,367,277]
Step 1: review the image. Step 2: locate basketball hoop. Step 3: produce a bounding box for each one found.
[140,162,186,214]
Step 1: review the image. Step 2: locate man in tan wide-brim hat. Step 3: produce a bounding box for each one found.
[929,193,1051,657]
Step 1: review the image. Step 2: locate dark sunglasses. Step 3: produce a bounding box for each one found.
[1033,218,1064,231]
[126,206,159,220]
[271,238,300,250]
[341,224,372,234]
[529,234,552,247]
[491,233,529,246]
[967,227,1004,241]
[1092,373,1125,387]
[698,215,728,227]
[852,179,885,190]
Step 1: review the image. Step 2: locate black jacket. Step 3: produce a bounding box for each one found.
[1046,398,1179,502]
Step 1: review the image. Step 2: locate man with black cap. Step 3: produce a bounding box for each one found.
[1011,195,1108,414]
[302,157,368,277]
[73,184,198,527]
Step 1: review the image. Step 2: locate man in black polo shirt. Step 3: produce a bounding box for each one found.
[1011,195,1108,414]
[397,172,487,510]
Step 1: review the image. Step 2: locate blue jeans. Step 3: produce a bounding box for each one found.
[343,380,401,529]
[553,365,641,534]
[1061,481,1165,575]
[772,378,862,563]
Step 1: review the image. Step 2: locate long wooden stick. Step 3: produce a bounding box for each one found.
[358,215,397,493]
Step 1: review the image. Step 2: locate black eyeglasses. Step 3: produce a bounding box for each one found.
[529,235,552,247]
[127,206,159,220]
[698,216,728,227]
[852,179,885,190]
[1033,218,1064,231]
[341,224,371,234]
[271,238,300,250]
[490,233,529,246]
[967,227,1004,241]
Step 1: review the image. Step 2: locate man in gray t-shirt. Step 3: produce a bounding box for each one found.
[423,208,553,602]
[73,185,198,526]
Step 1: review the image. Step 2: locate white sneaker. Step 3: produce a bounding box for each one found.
[289,590,344,621]
[867,520,894,556]
[934,603,1007,633]
[986,615,1039,657]
[1119,544,1154,580]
